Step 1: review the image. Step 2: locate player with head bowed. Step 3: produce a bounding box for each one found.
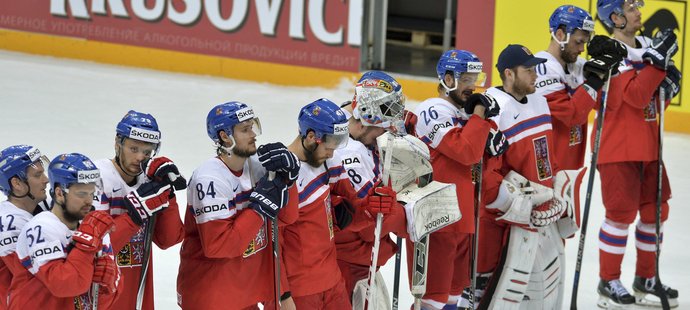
[535,4,626,171]
[0,145,50,309]
[333,71,407,307]
[176,101,299,309]
[11,153,120,309]
[410,49,506,310]
[476,44,586,309]
[280,98,387,309]
[93,110,186,309]
[592,0,679,307]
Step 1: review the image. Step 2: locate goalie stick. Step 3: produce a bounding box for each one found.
[366,133,395,309]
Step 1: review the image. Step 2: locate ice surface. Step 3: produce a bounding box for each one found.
[1,50,688,309]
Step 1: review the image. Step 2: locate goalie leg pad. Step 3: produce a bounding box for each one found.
[352,271,391,310]
[487,226,539,310]
[522,224,566,309]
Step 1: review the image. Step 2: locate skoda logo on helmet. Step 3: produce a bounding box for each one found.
[129,127,161,144]
[235,107,255,122]
[466,62,483,73]
[77,170,101,183]
[26,147,42,162]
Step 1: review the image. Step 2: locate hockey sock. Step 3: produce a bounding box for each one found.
[635,221,663,278]
[599,220,629,280]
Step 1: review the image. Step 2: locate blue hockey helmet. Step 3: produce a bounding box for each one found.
[48,153,101,194]
[0,145,48,195]
[298,98,349,149]
[353,71,406,133]
[597,0,644,28]
[116,110,161,147]
[206,101,261,145]
[550,5,595,34]
[436,50,486,91]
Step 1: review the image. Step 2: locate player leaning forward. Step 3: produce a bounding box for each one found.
[477,44,585,309]
[177,101,299,309]
[11,153,120,309]
[594,0,680,307]
[0,145,49,309]
[334,71,408,306]
[94,111,186,309]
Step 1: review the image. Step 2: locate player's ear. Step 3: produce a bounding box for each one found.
[556,28,567,41]
[219,130,234,148]
[444,72,455,88]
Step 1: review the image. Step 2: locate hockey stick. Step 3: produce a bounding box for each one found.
[135,172,178,310]
[366,133,395,310]
[570,72,612,310]
[391,236,402,310]
[135,215,156,310]
[654,88,671,310]
[269,171,281,310]
[468,159,483,308]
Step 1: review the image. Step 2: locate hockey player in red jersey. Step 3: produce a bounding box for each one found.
[0,145,49,309]
[412,50,503,310]
[594,0,680,307]
[177,101,299,310]
[94,111,186,310]
[11,153,121,309]
[478,44,585,309]
[334,71,408,305]
[535,5,625,170]
[282,98,396,309]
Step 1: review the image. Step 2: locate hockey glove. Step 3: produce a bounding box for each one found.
[583,54,623,88]
[93,255,120,294]
[124,181,172,226]
[249,175,288,220]
[661,64,681,99]
[643,28,678,70]
[588,35,627,59]
[485,128,509,157]
[333,199,354,230]
[72,211,114,253]
[365,184,397,216]
[464,93,500,118]
[142,157,187,192]
[257,142,300,185]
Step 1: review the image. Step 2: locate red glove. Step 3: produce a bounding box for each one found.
[72,211,114,253]
[365,185,397,216]
[93,255,120,294]
[142,156,187,191]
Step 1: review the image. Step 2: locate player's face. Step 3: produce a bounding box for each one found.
[620,1,643,31]
[63,183,96,221]
[357,125,386,147]
[303,139,336,168]
[512,65,538,97]
[448,73,480,105]
[118,138,156,175]
[231,120,258,157]
[562,29,590,64]
[24,163,49,201]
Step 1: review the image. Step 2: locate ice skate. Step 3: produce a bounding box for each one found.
[597,279,635,309]
[632,276,679,308]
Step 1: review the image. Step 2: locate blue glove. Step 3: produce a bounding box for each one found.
[257,142,300,184]
[250,175,288,220]
[643,29,678,70]
[661,64,681,98]
[486,128,509,157]
[464,93,500,118]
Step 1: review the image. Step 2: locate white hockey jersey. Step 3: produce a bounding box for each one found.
[534,51,586,96]
[0,201,34,258]
[335,137,380,199]
[414,97,471,148]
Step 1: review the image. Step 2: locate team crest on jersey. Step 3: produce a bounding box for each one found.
[533,136,553,181]
[569,126,583,146]
[643,100,657,121]
[73,293,92,310]
[325,196,334,239]
[243,221,268,258]
[117,225,145,267]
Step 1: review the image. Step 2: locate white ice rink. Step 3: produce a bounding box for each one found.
[1,50,688,309]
